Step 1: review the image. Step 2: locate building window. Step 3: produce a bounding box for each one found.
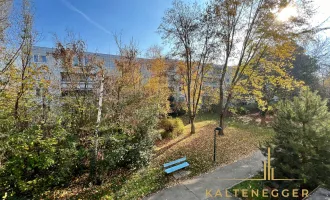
[41,55,47,62]
[33,55,39,62]
[85,56,89,65]
[73,57,79,66]
[61,72,69,82]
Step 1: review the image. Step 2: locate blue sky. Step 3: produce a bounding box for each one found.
[29,0,330,56]
[32,0,186,56]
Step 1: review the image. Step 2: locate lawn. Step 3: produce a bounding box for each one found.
[42,114,274,200]
[228,174,268,200]
[153,114,274,177]
[229,174,306,200]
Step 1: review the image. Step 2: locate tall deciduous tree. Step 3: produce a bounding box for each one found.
[52,34,104,133]
[0,0,29,77]
[213,0,315,134]
[145,45,170,116]
[52,34,105,183]
[0,0,11,39]
[235,41,303,125]
[104,36,144,123]
[14,0,34,121]
[307,36,330,98]
[159,0,217,134]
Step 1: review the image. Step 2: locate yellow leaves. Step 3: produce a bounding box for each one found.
[234,40,302,111]
[143,56,170,114]
[270,41,296,60]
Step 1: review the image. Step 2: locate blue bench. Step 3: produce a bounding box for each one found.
[164,157,189,174]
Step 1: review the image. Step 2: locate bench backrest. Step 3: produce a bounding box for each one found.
[164,157,186,168]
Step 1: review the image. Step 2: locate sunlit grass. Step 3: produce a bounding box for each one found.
[153,114,274,177]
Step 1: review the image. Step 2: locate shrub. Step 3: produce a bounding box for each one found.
[96,122,155,180]
[159,118,173,132]
[159,118,184,139]
[0,123,78,198]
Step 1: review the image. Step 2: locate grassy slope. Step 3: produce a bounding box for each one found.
[153,114,274,177]
[44,114,274,200]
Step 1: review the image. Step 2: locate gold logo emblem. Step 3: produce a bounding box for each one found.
[219,148,302,181]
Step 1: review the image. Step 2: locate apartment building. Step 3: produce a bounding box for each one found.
[31,46,230,104]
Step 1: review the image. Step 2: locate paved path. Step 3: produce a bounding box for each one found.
[145,151,266,200]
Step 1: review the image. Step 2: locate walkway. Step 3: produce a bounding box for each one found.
[145,151,265,200]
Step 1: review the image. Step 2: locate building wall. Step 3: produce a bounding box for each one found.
[31,46,231,104]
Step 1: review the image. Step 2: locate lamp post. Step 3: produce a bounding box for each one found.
[213,127,222,162]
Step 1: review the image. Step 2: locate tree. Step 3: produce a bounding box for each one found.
[0,0,12,39]
[0,0,29,78]
[0,3,79,196]
[52,33,104,134]
[290,45,320,91]
[51,34,106,183]
[144,45,170,116]
[159,0,217,134]
[213,0,316,134]
[13,0,34,121]
[96,38,159,176]
[0,0,46,128]
[104,36,144,123]
[306,36,330,98]
[235,41,303,125]
[262,89,330,188]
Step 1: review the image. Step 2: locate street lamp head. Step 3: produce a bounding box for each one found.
[214,127,222,131]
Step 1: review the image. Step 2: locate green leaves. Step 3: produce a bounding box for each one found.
[265,88,330,188]
[0,123,78,197]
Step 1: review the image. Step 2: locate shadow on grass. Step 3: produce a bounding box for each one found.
[154,134,193,158]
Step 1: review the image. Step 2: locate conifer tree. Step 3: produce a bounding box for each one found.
[264,89,330,188]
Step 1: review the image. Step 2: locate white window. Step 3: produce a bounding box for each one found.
[33,55,47,63]
[41,55,47,62]
[33,55,39,62]
[73,57,79,66]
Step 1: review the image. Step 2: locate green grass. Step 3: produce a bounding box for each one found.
[229,176,306,200]
[229,175,268,200]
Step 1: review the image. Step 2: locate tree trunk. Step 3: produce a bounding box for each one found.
[14,98,19,120]
[260,109,268,126]
[219,51,230,135]
[219,112,224,135]
[190,117,195,134]
[90,72,104,184]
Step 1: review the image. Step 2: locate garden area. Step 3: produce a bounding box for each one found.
[40,114,274,200]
